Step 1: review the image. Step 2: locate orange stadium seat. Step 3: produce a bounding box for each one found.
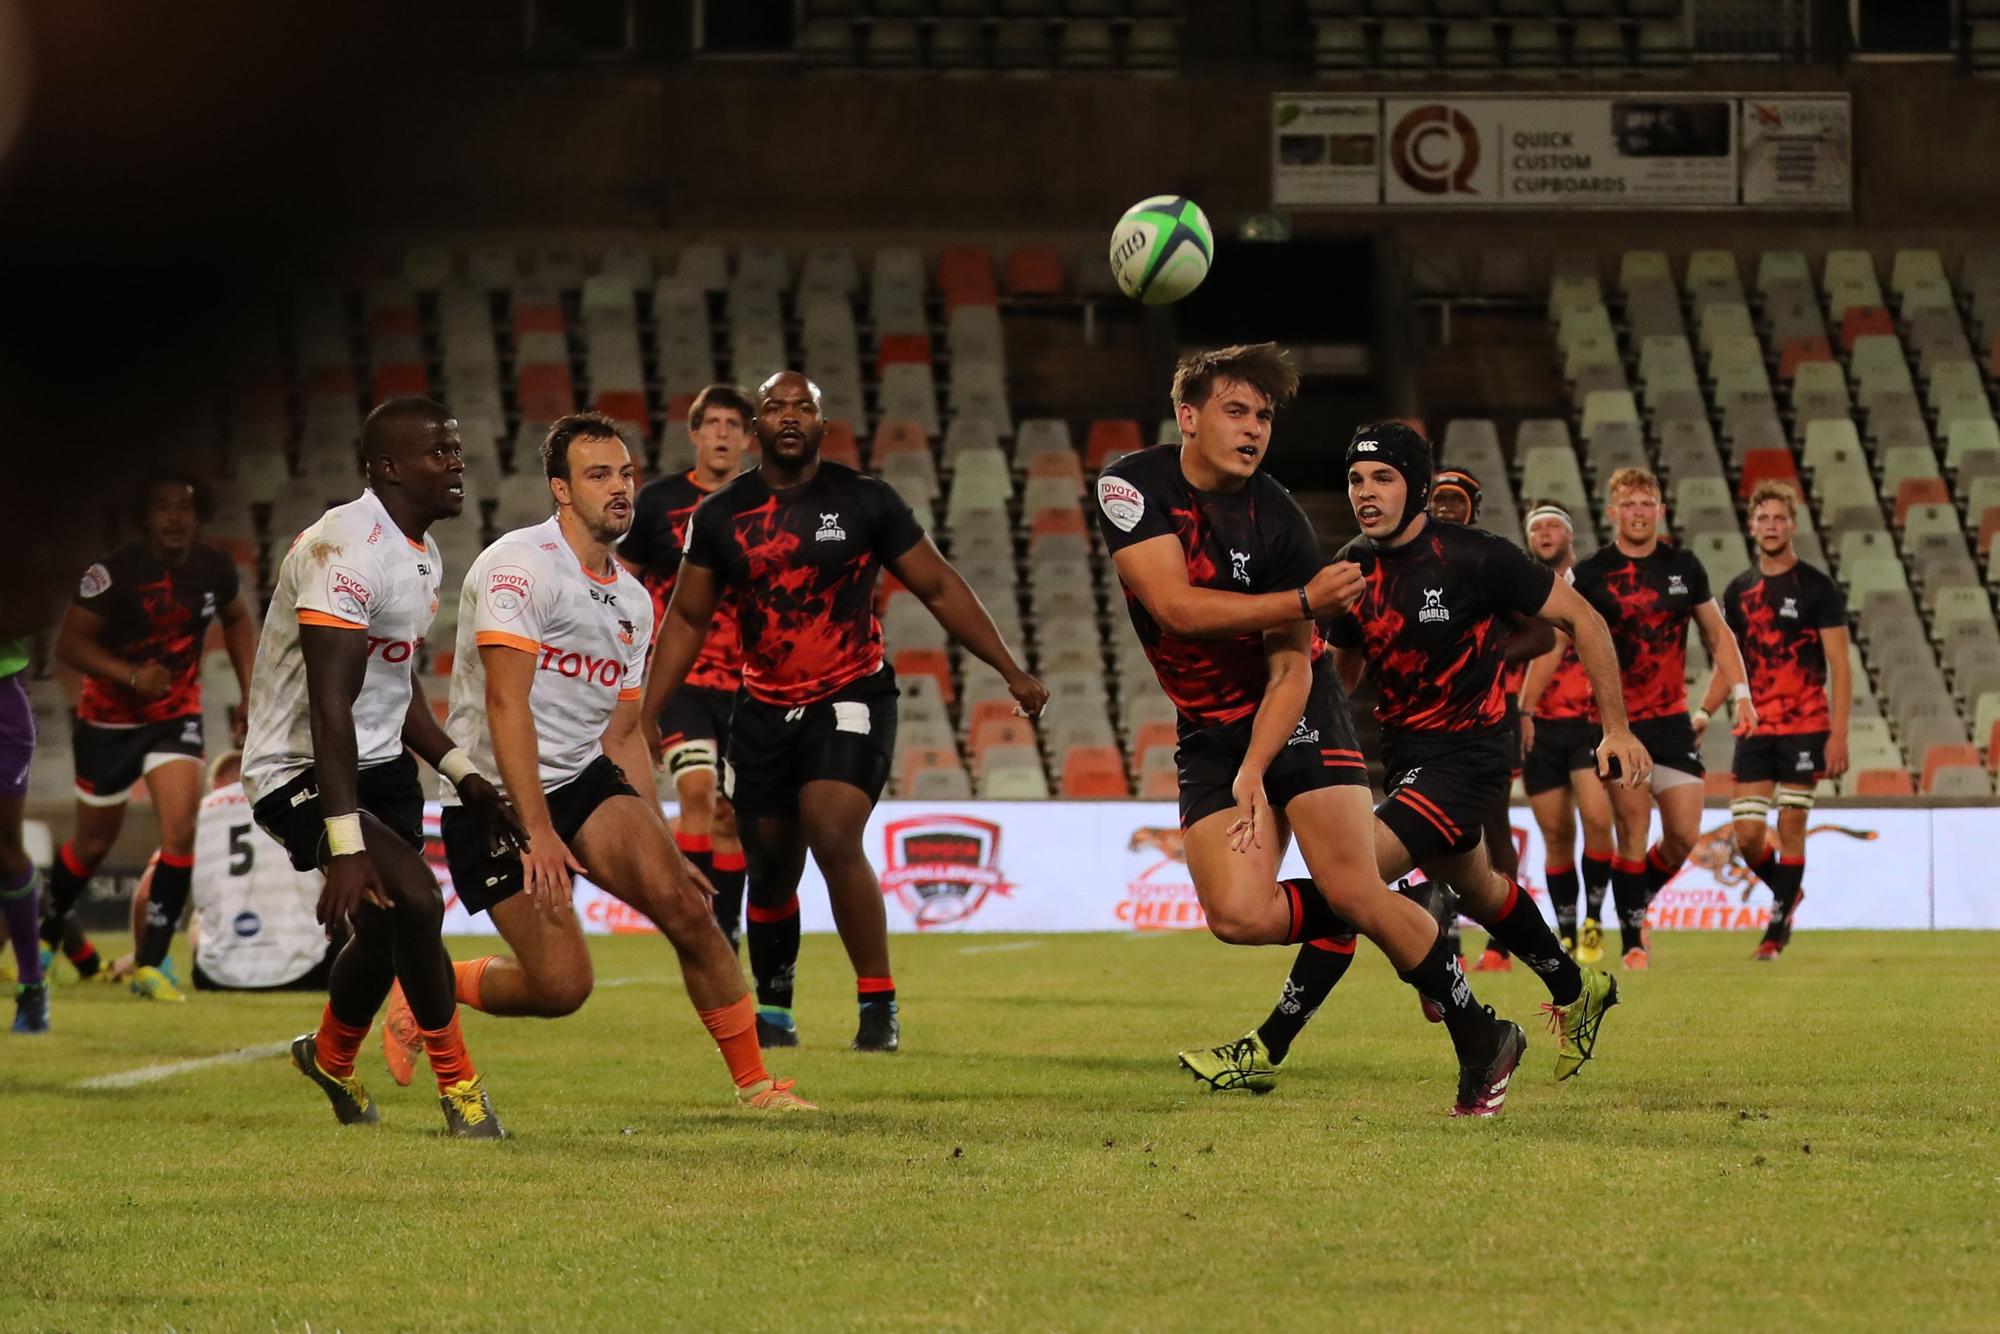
[368,306,420,340]
[1029,507,1086,537]
[431,651,455,677]
[1028,450,1084,487]
[966,697,1019,739]
[1853,767,1915,796]
[1922,743,1983,792]
[1779,336,1834,380]
[822,420,860,465]
[1895,477,1951,527]
[1139,766,1179,799]
[893,648,953,703]
[1978,509,2000,557]
[873,418,929,462]
[1085,419,1142,471]
[896,746,964,792]
[1006,248,1065,297]
[1060,745,1129,798]
[1130,721,1176,772]
[970,715,1036,757]
[664,392,696,430]
[593,389,652,439]
[876,333,932,370]
[513,305,565,336]
[1739,448,1800,498]
[1839,305,1894,351]
[373,363,428,400]
[517,362,576,419]
[937,248,998,313]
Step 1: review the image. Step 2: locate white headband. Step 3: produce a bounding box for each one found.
[1524,504,1573,532]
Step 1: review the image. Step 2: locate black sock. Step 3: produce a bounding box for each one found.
[1398,926,1492,1057]
[1612,857,1650,955]
[1478,879,1583,1004]
[1256,936,1355,1064]
[1547,864,1581,943]
[1641,843,1680,905]
[857,976,895,1009]
[40,842,91,947]
[1769,855,1806,945]
[136,855,194,968]
[1279,877,1356,943]
[1581,851,1613,922]
[746,889,800,1012]
[711,852,747,952]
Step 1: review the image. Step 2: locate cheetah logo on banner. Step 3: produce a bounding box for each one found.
[880,815,1012,929]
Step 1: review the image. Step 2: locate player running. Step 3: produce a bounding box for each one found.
[1427,467,1554,973]
[1,534,56,1032]
[1517,502,1618,962]
[1099,347,1528,1117]
[1572,467,1755,969]
[241,397,517,1137]
[1718,482,1849,961]
[381,413,814,1111]
[41,473,257,1001]
[643,370,1046,1054]
[617,385,752,958]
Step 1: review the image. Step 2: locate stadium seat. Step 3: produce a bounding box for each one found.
[1850,767,1915,797]
[1922,743,1984,792]
[893,648,953,703]
[1738,449,1799,499]
[1085,420,1142,472]
[1060,746,1129,798]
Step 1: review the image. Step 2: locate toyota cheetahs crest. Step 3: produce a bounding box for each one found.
[880,815,1012,929]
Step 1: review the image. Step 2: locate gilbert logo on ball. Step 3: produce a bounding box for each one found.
[1109,196,1213,305]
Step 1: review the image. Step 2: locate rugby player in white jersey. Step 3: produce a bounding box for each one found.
[241,397,522,1137]
[381,412,813,1111]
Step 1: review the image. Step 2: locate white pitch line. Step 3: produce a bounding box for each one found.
[957,941,1043,956]
[76,1041,292,1090]
[593,976,659,989]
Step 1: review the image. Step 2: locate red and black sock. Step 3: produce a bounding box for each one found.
[1612,857,1650,955]
[746,889,800,1012]
[1475,878,1582,1004]
[1256,935,1354,1064]
[136,851,194,968]
[1397,927,1493,1059]
[1580,850,1614,922]
[857,975,896,1009]
[39,842,96,967]
[1641,843,1681,904]
[1546,862,1580,943]
[711,850,747,952]
[1278,877,1356,945]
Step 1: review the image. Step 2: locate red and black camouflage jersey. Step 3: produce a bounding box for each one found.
[72,541,238,726]
[1572,543,1710,721]
[1723,559,1846,734]
[1094,444,1329,729]
[681,460,924,707]
[1533,568,1598,723]
[621,470,745,693]
[1326,520,1554,737]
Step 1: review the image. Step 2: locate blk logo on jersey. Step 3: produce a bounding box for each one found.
[1419,588,1450,623]
[1229,549,1251,585]
[815,512,846,542]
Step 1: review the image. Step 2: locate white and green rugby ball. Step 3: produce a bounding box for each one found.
[1108,195,1213,305]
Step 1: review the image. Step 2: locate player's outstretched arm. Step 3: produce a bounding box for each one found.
[889,536,1048,719]
[1823,623,1852,778]
[1531,580,1647,786]
[639,562,720,746]
[481,644,583,914]
[299,623,391,923]
[1227,622,1314,853]
[1691,599,1758,737]
[1110,536,1363,640]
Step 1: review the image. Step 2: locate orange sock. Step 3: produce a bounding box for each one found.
[454,956,496,1011]
[314,1004,371,1079]
[420,1013,478,1091]
[696,994,770,1090]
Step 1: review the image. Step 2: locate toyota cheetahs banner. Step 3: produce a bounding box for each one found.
[426,801,1985,936]
[1271,93,1851,210]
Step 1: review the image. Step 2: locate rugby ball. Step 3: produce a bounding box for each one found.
[1109,196,1213,305]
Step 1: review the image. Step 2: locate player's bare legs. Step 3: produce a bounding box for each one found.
[127,756,203,989]
[798,779,898,1047]
[575,796,746,1009]
[468,899,595,1018]
[38,798,125,979]
[1734,779,1811,958]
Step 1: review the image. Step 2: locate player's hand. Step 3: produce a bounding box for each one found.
[230,708,247,750]
[1731,695,1759,737]
[1226,766,1267,854]
[458,775,528,855]
[1596,727,1651,790]
[1007,670,1049,721]
[130,662,174,699]
[317,852,391,934]
[679,850,717,900]
[1518,715,1535,761]
[1305,560,1367,617]
[520,821,587,917]
[641,713,663,761]
[1824,730,1849,779]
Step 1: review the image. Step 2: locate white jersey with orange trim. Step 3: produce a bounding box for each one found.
[240,489,443,804]
[441,516,652,802]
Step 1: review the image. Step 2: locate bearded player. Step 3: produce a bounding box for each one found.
[1099,348,1527,1117]
[1718,481,1849,961]
[618,385,752,957]
[1572,467,1755,969]
[381,413,813,1111]
[643,370,1046,1054]
[1516,503,1617,962]
[241,397,518,1137]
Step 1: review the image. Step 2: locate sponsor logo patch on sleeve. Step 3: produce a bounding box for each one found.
[77,563,112,598]
[486,565,534,622]
[328,566,372,621]
[1096,475,1146,533]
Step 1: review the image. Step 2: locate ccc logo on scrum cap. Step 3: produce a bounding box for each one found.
[1390,104,1480,196]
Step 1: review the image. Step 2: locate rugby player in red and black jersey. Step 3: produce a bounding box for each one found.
[1427,467,1556,973]
[1517,503,1617,962]
[1099,348,1525,1116]
[1572,467,1755,969]
[42,473,257,1001]
[619,384,753,960]
[643,370,1046,1054]
[1718,481,1849,961]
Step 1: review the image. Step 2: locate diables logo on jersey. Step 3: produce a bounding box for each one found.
[815,512,846,542]
[1419,588,1451,623]
[1668,574,1689,596]
[487,565,533,622]
[78,563,112,598]
[1229,549,1252,586]
[1780,595,1799,619]
[328,566,372,620]
[880,815,1012,929]
[1097,475,1146,533]
[1287,716,1320,746]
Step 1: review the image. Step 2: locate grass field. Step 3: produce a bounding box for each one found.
[4,929,1996,1332]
